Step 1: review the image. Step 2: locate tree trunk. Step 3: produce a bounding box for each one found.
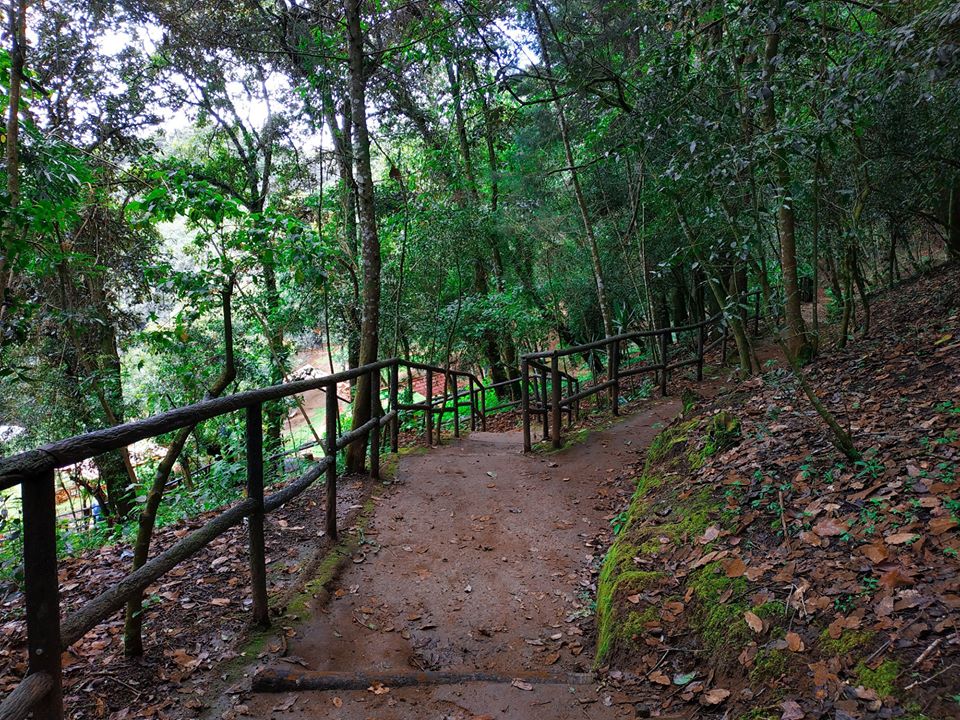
[123,279,236,656]
[344,0,382,474]
[761,7,811,362]
[948,182,960,261]
[532,1,614,338]
[0,0,26,332]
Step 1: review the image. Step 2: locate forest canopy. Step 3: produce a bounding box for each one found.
[0,0,958,541]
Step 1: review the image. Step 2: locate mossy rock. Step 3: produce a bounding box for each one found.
[688,564,788,654]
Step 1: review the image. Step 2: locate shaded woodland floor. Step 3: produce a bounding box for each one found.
[0,271,956,719]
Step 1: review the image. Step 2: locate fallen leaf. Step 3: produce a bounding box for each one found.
[860,543,888,563]
[700,688,730,705]
[648,670,671,685]
[781,699,804,720]
[884,532,919,545]
[929,516,958,535]
[367,682,390,695]
[673,671,697,685]
[744,611,763,633]
[785,632,805,652]
[700,526,720,544]
[511,679,533,691]
[724,558,747,578]
[813,518,845,537]
[332,697,343,708]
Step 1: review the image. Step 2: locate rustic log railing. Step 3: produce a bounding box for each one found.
[520,292,762,451]
[0,295,761,719]
[0,355,521,720]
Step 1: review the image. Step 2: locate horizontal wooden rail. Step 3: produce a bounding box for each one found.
[521,292,762,451]
[0,359,397,490]
[0,672,53,720]
[0,354,499,720]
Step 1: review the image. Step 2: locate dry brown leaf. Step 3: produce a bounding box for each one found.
[724,558,747,578]
[860,543,888,563]
[648,670,671,685]
[785,631,805,652]
[511,679,533,691]
[781,699,804,720]
[885,532,919,545]
[700,688,731,705]
[700,526,721,544]
[744,611,763,633]
[929,516,958,536]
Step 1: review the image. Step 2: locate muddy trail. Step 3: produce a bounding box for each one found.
[220,398,681,719]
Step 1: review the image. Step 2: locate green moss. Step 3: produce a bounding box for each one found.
[632,489,720,556]
[595,543,664,662]
[689,412,741,469]
[646,419,698,463]
[854,659,900,697]
[687,566,789,653]
[818,628,875,656]
[620,606,660,640]
[688,561,747,602]
[900,703,932,720]
[735,710,779,720]
[750,648,792,682]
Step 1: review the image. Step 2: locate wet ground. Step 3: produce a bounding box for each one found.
[234,398,680,719]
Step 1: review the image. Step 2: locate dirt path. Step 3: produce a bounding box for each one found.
[232,398,680,719]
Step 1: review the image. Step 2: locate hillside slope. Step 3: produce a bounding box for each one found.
[596,271,960,719]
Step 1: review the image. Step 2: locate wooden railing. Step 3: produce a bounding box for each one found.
[0,296,762,719]
[520,293,762,451]
[0,356,508,720]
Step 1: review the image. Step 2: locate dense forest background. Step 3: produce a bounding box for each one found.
[0,0,958,589]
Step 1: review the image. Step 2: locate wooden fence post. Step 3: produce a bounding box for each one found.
[551,355,562,449]
[425,368,433,446]
[609,341,620,416]
[539,365,549,440]
[696,323,705,382]
[325,384,338,540]
[22,469,63,720]
[480,382,487,431]
[468,377,476,432]
[451,373,460,439]
[245,404,269,628]
[389,362,399,453]
[521,359,531,452]
[659,331,669,397]
[754,292,761,335]
[369,369,381,481]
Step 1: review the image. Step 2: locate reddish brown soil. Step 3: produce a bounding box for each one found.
[219,400,681,719]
